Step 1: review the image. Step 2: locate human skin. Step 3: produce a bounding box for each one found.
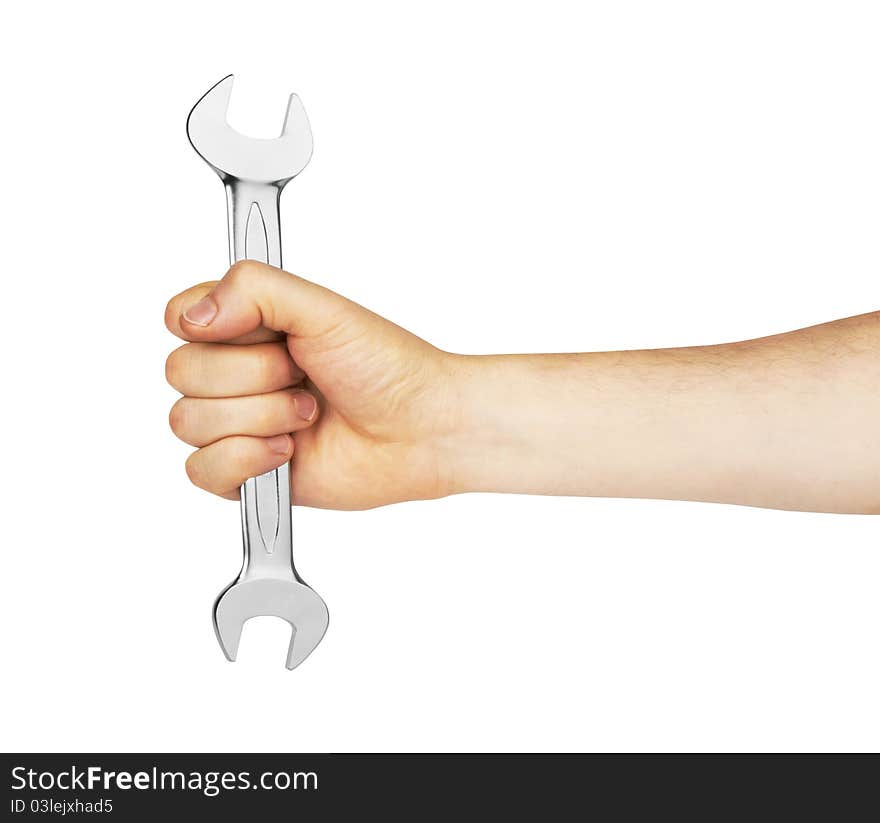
[165,261,880,514]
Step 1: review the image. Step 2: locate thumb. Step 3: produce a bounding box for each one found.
[179,261,355,342]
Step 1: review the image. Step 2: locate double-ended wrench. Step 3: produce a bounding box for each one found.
[186,75,329,670]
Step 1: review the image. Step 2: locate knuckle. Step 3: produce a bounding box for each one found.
[227,259,260,285]
[168,398,188,437]
[184,452,207,489]
[164,347,184,388]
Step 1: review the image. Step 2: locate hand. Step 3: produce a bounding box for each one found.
[167,264,880,515]
[165,261,460,509]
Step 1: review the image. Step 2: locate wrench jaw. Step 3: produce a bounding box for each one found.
[283,587,331,670]
[186,74,313,186]
[213,577,330,670]
[281,93,312,142]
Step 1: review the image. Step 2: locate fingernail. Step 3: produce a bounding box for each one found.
[182,296,218,327]
[294,392,318,422]
[267,434,291,455]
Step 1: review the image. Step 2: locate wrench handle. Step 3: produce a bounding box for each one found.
[226,179,283,267]
[225,179,296,577]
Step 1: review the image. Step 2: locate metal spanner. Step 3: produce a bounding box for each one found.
[186,75,329,669]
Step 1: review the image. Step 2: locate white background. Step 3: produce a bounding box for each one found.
[2,0,879,752]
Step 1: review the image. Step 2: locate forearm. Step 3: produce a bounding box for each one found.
[444,312,880,513]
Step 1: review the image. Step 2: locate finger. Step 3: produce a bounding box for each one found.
[185,434,294,500]
[165,281,282,344]
[165,341,303,397]
[169,389,320,447]
[177,260,368,343]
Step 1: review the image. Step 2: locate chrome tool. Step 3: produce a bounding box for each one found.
[187,75,329,669]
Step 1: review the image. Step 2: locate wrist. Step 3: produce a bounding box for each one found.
[435,353,542,497]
